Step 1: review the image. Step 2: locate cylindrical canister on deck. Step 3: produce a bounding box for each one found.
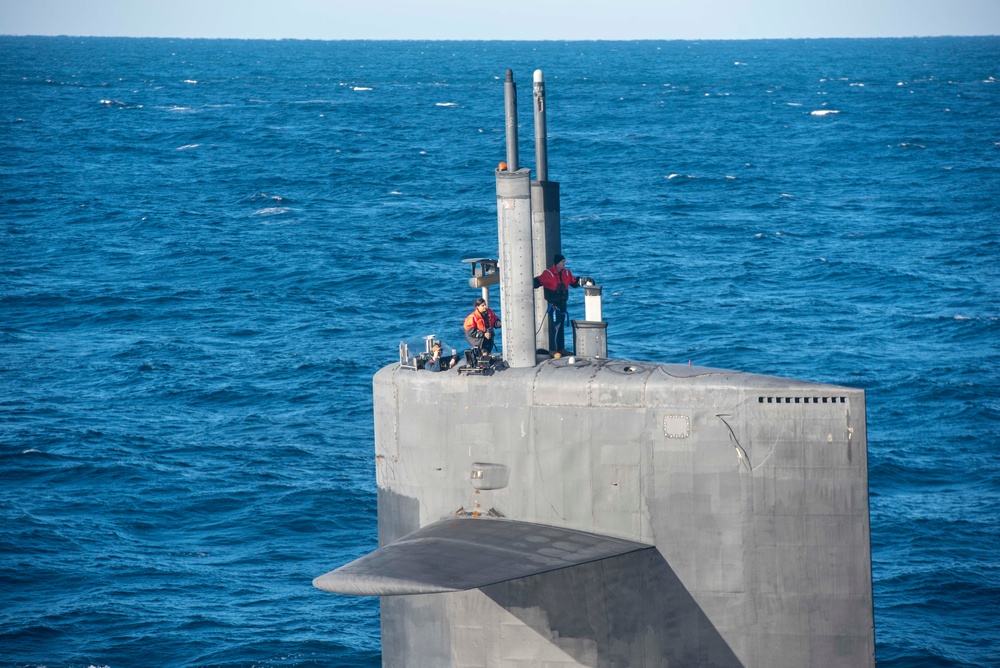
[584,284,602,322]
[571,319,608,358]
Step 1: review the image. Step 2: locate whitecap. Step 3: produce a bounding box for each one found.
[176,144,200,150]
[435,102,458,107]
[183,79,198,84]
[726,175,736,180]
[954,315,971,320]
[353,86,373,91]
[253,207,291,216]
[250,193,286,203]
[786,102,803,107]
[389,190,402,195]
[22,449,41,454]
[667,173,680,179]
[780,193,794,199]
[850,83,865,87]
[811,109,839,116]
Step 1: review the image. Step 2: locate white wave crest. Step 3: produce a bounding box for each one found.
[176,144,200,150]
[184,79,198,84]
[436,102,458,107]
[253,207,291,216]
[353,86,372,91]
[811,109,839,116]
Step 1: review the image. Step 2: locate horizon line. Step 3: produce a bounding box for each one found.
[3,33,999,42]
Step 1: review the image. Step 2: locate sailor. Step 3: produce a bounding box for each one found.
[425,343,456,372]
[463,297,501,356]
[535,253,587,355]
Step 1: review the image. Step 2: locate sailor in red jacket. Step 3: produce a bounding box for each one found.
[463,297,501,355]
[535,253,586,355]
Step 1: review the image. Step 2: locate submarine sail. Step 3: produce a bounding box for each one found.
[314,69,875,668]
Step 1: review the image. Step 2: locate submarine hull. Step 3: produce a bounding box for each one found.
[372,358,875,667]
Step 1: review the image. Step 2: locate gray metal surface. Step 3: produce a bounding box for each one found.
[528,70,561,353]
[313,517,653,595]
[504,69,519,171]
[495,168,535,368]
[530,180,560,351]
[533,69,548,182]
[356,359,875,666]
[571,319,607,358]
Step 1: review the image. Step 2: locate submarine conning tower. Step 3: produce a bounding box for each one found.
[313,69,875,668]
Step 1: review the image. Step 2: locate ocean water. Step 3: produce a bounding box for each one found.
[1,36,998,667]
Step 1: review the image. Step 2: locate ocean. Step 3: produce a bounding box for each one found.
[1,36,998,667]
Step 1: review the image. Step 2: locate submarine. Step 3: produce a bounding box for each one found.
[314,69,875,667]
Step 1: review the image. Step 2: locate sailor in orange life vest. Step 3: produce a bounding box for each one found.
[534,254,589,355]
[463,297,501,355]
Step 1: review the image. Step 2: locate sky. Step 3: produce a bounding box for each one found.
[1,0,999,40]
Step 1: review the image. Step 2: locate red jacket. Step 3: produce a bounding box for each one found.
[537,264,577,291]
[536,264,578,308]
[464,307,500,333]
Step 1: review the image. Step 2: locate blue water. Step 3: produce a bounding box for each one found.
[1,36,998,667]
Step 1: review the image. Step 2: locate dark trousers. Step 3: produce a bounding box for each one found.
[548,305,567,352]
[465,329,494,354]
